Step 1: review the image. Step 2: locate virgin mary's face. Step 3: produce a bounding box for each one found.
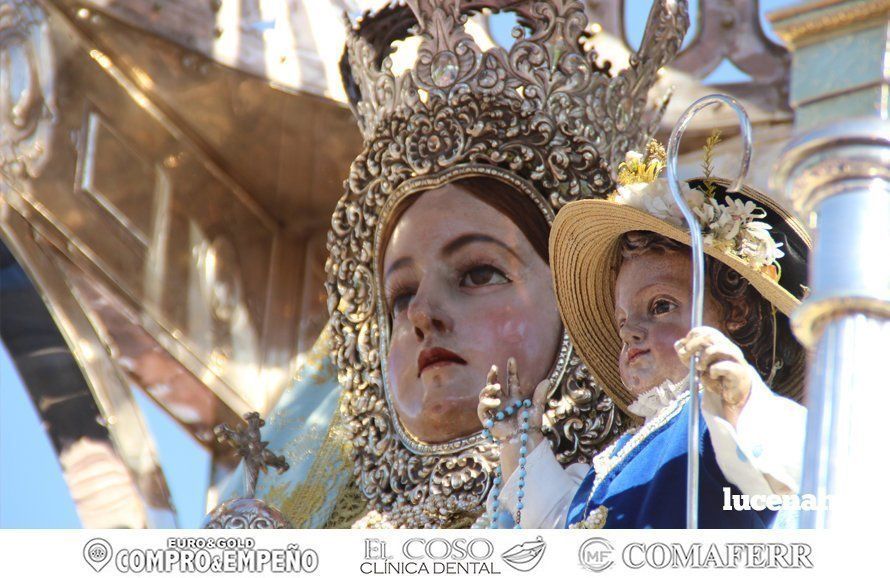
[382,184,562,443]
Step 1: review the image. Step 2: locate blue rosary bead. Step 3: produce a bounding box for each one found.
[487,398,534,530]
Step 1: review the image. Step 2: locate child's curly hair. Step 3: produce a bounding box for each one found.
[619,231,804,397]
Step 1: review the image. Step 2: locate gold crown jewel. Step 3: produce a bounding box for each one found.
[341,0,690,199]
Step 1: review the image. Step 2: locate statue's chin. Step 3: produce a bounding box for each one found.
[399,408,481,445]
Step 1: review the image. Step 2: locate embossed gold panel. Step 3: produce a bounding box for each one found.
[1,0,362,441]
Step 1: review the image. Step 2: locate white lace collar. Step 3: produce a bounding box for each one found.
[626,376,690,422]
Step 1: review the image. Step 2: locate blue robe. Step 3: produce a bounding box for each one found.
[565,401,776,529]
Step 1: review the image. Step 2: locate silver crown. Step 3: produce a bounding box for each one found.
[341,0,689,197]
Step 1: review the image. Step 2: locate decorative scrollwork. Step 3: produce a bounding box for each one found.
[203,498,291,529]
[0,0,56,184]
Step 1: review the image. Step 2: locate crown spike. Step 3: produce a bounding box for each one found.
[408,0,482,93]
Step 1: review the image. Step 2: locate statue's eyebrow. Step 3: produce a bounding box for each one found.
[385,233,521,279]
[385,256,413,279]
[441,233,521,260]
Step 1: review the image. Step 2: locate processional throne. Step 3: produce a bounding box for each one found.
[1,0,885,529]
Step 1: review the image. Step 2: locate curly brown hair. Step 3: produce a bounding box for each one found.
[618,231,804,395]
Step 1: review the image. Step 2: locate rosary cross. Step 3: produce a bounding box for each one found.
[214,412,289,498]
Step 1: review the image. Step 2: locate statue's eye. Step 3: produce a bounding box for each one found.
[386,282,416,317]
[650,298,677,316]
[391,292,414,315]
[460,265,509,288]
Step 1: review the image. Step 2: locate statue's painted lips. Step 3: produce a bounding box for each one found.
[417,347,467,376]
[501,536,546,572]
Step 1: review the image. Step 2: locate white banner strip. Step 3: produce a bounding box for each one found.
[0,529,866,577]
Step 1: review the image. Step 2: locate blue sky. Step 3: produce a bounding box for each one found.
[0,343,209,528]
[0,0,796,529]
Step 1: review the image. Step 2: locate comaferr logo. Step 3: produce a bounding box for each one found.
[579,537,615,573]
[621,542,814,569]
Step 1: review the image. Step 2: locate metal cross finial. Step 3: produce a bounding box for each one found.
[214,412,289,498]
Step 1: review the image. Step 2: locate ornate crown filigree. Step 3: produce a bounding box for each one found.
[327,0,689,528]
[342,0,688,196]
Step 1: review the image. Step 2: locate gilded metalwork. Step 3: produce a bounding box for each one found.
[327,0,689,527]
[0,210,177,528]
[1,0,359,527]
[204,412,292,529]
[768,0,890,48]
[0,0,57,184]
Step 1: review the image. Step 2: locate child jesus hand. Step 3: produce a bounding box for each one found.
[674,326,752,428]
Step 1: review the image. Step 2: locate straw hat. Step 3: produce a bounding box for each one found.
[549,177,811,413]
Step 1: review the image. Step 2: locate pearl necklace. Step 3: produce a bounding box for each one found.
[579,388,691,523]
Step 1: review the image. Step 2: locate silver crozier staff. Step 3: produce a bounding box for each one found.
[665,94,753,530]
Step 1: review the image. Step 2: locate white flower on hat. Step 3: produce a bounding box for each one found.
[610,181,648,210]
[625,150,645,164]
[613,179,705,229]
[608,147,786,279]
[738,221,785,270]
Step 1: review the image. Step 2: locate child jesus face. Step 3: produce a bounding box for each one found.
[614,249,725,397]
